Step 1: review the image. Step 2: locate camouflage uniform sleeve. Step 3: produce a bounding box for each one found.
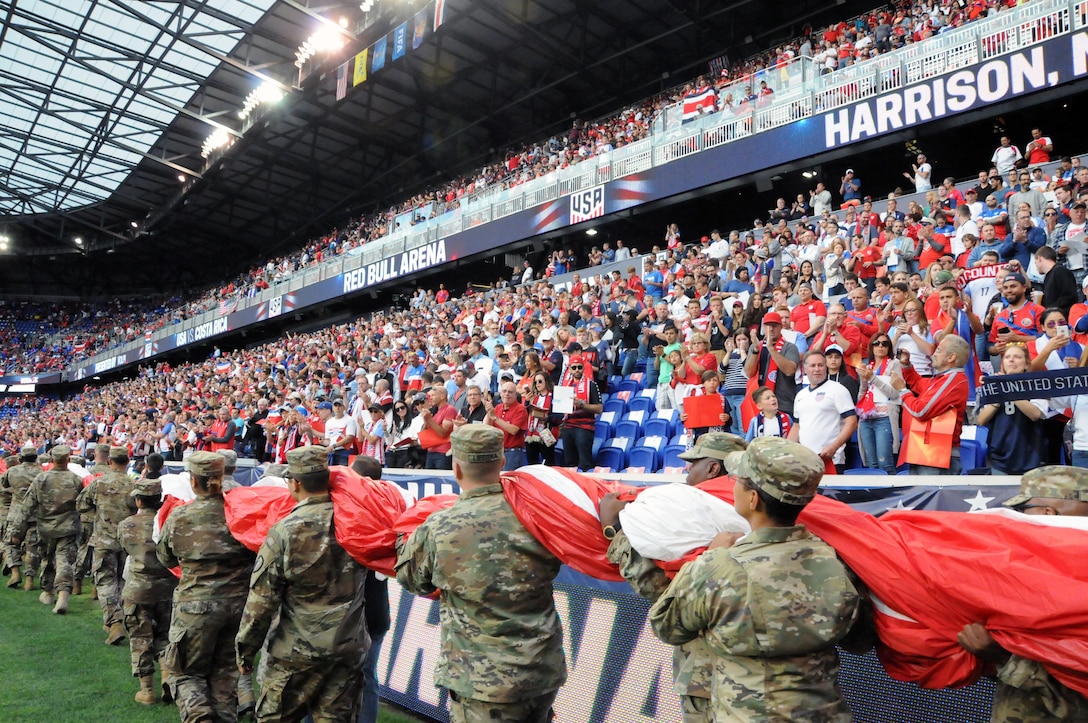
[394,524,437,597]
[837,564,876,655]
[76,479,96,516]
[606,531,672,602]
[996,655,1085,717]
[6,481,38,543]
[236,528,286,668]
[155,517,178,570]
[648,553,723,647]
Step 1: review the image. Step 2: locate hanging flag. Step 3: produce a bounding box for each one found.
[353,48,368,86]
[372,36,387,72]
[392,22,407,60]
[412,8,427,49]
[434,0,446,30]
[335,60,349,100]
[215,360,231,375]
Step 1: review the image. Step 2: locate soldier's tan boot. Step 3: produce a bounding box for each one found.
[90,586,98,600]
[38,590,55,606]
[5,568,20,588]
[72,579,82,596]
[134,675,157,706]
[52,591,69,615]
[160,662,174,704]
[105,622,127,646]
[23,574,35,591]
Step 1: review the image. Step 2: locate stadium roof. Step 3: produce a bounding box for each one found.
[0,0,876,297]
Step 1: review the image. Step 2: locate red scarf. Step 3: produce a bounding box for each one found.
[760,335,787,388]
[741,336,786,431]
[857,357,890,419]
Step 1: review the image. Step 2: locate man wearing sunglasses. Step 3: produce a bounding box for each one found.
[957,466,1088,723]
[558,355,602,472]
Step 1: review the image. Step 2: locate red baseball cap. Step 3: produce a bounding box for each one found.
[568,354,587,366]
[763,311,784,325]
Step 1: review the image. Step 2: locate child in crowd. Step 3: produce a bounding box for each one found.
[744,385,793,441]
[679,370,731,438]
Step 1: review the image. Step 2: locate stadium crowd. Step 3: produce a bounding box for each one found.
[0,0,1028,376]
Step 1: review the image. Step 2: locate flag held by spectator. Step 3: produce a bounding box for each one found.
[353,48,368,86]
[215,360,231,375]
[682,86,717,121]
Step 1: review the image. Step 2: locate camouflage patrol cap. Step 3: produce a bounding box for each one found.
[446,424,503,463]
[1004,466,1088,508]
[677,432,747,462]
[50,445,71,460]
[131,479,163,498]
[217,449,238,468]
[20,445,37,458]
[724,436,824,505]
[187,451,225,477]
[286,445,329,477]
[109,445,129,461]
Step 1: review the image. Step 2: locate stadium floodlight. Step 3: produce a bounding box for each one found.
[802,170,817,178]
[239,81,286,121]
[201,128,232,159]
[74,237,83,246]
[586,228,598,236]
[0,235,9,251]
[295,23,347,68]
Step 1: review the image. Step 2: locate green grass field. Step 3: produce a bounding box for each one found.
[0,583,424,723]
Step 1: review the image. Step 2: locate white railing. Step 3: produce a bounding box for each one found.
[70,0,1081,375]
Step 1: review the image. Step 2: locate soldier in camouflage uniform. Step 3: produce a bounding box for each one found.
[76,442,111,596]
[396,425,567,723]
[218,450,243,491]
[78,445,138,645]
[119,478,178,705]
[236,445,369,723]
[649,436,863,723]
[957,466,1088,722]
[157,451,256,723]
[1,445,41,589]
[7,445,82,614]
[601,432,748,723]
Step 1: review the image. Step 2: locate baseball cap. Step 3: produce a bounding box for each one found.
[568,354,587,366]
[187,451,224,477]
[932,270,955,286]
[217,450,238,467]
[539,329,555,342]
[437,364,451,373]
[724,436,824,505]
[316,401,334,411]
[677,432,747,462]
[1005,272,1028,285]
[20,445,37,458]
[50,445,71,460]
[762,311,784,325]
[845,168,854,174]
[131,479,162,498]
[919,217,935,226]
[286,445,329,477]
[662,319,678,331]
[108,445,129,461]
[446,424,503,463]
[1004,465,1088,508]
[824,344,844,356]
[755,248,769,259]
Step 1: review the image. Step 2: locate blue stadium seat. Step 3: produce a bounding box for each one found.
[628,388,657,415]
[670,433,691,447]
[627,446,660,473]
[843,468,887,476]
[596,411,618,438]
[663,444,688,469]
[615,410,647,441]
[592,437,603,462]
[603,397,628,416]
[644,409,679,439]
[616,378,641,395]
[596,447,625,472]
[960,439,984,471]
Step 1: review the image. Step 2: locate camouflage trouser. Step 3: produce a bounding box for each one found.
[238,666,255,709]
[39,534,77,594]
[92,547,126,626]
[75,519,93,582]
[255,656,363,723]
[448,690,558,723]
[680,695,712,723]
[992,679,1087,722]
[124,600,172,678]
[164,597,245,723]
[4,522,41,578]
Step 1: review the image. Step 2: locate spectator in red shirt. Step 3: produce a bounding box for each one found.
[811,304,863,363]
[420,386,457,470]
[487,381,528,471]
[851,235,883,292]
[789,283,827,346]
